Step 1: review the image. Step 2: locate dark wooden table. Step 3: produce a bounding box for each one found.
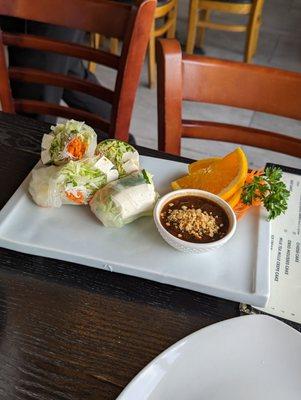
[0,111,298,400]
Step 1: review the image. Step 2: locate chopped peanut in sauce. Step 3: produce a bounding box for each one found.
[160,196,229,243]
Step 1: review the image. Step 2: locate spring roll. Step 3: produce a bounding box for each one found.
[41,119,97,165]
[29,156,118,207]
[95,139,139,177]
[90,170,157,228]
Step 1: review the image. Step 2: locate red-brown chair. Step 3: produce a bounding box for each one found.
[0,0,156,141]
[156,38,301,158]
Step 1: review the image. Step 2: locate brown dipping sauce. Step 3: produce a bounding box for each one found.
[160,195,229,244]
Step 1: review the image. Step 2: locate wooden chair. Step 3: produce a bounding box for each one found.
[186,0,265,63]
[0,0,156,142]
[148,0,178,88]
[89,0,178,89]
[156,39,301,158]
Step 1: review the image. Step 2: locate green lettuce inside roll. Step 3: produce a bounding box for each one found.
[95,139,139,177]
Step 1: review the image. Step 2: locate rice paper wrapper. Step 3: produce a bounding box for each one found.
[29,165,62,208]
[90,170,157,228]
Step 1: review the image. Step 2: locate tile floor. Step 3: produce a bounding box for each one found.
[95,0,301,168]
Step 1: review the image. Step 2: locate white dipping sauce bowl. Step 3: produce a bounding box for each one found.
[153,189,237,254]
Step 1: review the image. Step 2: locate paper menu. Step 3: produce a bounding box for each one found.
[254,165,301,324]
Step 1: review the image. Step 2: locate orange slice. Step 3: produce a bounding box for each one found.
[226,187,243,208]
[188,157,220,174]
[171,147,248,200]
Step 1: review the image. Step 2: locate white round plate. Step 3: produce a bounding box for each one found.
[117,315,301,400]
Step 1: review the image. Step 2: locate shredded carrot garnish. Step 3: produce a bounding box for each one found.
[65,191,85,204]
[67,138,87,159]
[233,168,264,220]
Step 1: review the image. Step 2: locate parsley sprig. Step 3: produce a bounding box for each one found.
[241,167,290,220]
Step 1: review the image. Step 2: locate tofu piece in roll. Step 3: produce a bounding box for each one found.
[41,119,97,165]
[29,156,118,207]
[95,139,139,177]
[90,170,157,228]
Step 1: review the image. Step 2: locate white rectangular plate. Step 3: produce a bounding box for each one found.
[0,156,270,306]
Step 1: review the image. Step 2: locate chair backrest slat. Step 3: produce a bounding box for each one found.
[0,0,131,39]
[182,56,301,122]
[9,67,114,104]
[14,99,110,132]
[182,120,301,158]
[3,33,120,69]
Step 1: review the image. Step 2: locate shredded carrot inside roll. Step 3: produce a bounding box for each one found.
[233,168,265,220]
[67,138,87,159]
[65,191,84,204]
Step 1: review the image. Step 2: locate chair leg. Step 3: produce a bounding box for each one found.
[167,0,178,39]
[88,33,101,73]
[245,17,261,62]
[110,38,119,55]
[244,0,264,62]
[148,28,156,89]
[186,0,200,54]
[249,20,261,62]
[198,9,210,48]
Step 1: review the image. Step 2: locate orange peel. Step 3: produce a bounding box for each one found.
[171,148,248,201]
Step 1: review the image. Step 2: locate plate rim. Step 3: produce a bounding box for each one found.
[116,314,301,399]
